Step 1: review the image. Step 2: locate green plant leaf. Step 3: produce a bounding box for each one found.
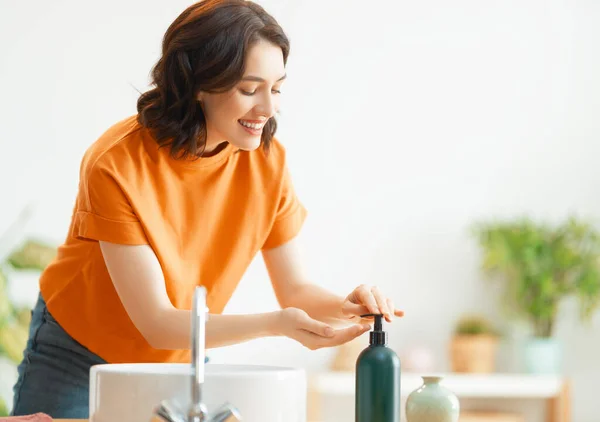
[473,216,600,337]
[0,396,9,417]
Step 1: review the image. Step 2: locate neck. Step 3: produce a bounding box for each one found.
[199,140,229,157]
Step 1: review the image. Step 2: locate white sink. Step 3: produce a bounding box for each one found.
[89,362,307,422]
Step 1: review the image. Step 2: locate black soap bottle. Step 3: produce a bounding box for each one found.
[355,313,401,422]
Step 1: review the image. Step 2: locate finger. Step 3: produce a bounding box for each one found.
[327,324,371,347]
[297,313,334,337]
[342,302,370,318]
[371,286,391,322]
[394,308,405,317]
[385,298,395,322]
[357,285,380,315]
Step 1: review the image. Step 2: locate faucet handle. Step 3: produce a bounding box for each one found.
[153,399,187,422]
[208,402,242,422]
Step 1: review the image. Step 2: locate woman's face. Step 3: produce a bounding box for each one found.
[197,38,286,153]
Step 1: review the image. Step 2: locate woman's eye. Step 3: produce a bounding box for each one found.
[240,88,282,96]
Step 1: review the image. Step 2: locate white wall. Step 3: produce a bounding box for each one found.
[1,0,599,421]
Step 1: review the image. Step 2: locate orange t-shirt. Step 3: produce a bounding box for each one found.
[39,115,307,364]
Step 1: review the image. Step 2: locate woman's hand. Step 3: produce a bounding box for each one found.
[341,284,404,323]
[274,308,371,350]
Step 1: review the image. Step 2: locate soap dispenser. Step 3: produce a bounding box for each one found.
[355,313,401,422]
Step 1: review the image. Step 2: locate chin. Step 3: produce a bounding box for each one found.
[230,137,262,151]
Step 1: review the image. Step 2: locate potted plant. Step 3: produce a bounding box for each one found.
[450,314,499,373]
[473,216,600,374]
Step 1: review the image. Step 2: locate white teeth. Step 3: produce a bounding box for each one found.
[239,120,264,130]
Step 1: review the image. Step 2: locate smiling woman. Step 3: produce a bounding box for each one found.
[137,0,289,158]
[9,0,403,419]
[195,39,287,153]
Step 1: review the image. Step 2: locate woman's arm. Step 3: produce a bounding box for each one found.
[99,241,367,350]
[263,238,404,326]
[100,241,278,350]
[262,239,350,326]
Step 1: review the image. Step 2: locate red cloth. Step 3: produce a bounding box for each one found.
[0,414,52,421]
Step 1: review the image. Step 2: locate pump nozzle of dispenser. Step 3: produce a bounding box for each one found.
[360,313,387,346]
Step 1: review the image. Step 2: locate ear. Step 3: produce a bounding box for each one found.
[196,91,204,103]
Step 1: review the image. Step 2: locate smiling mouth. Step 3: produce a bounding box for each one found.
[238,119,266,130]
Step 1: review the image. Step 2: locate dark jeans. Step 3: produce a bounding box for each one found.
[11,293,107,418]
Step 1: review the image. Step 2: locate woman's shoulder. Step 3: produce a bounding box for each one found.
[268,136,287,157]
[248,136,289,170]
[79,115,146,173]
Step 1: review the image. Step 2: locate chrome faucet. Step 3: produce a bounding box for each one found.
[153,287,242,422]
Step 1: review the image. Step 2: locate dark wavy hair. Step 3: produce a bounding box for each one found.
[137,0,290,159]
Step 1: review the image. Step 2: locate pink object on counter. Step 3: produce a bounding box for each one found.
[0,414,52,422]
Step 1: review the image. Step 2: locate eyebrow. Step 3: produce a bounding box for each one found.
[241,74,287,83]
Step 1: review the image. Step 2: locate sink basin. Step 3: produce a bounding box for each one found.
[89,363,307,422]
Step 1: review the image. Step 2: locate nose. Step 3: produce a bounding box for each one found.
[255,91,278,118]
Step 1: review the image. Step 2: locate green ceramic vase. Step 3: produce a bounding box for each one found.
[405,376,460,422]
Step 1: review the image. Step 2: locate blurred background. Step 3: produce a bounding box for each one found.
[1,0,599,421]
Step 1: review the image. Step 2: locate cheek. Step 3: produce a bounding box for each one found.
[204,92,256,127]
[230,93,258,118]
[204,96,235,124]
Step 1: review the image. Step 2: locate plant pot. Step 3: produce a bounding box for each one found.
[449,334,498,373]
[406,376,460,422]
[523,337,561,374]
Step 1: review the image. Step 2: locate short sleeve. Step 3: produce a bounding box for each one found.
[72,162,148,245]
[262,166,307,250]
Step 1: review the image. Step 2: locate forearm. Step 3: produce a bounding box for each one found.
[147,308,279,350]
[282,283,349,327]
[100,242,282,351]
[205,311,279,348]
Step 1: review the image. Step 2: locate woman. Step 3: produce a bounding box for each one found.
[11,0,404,418]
